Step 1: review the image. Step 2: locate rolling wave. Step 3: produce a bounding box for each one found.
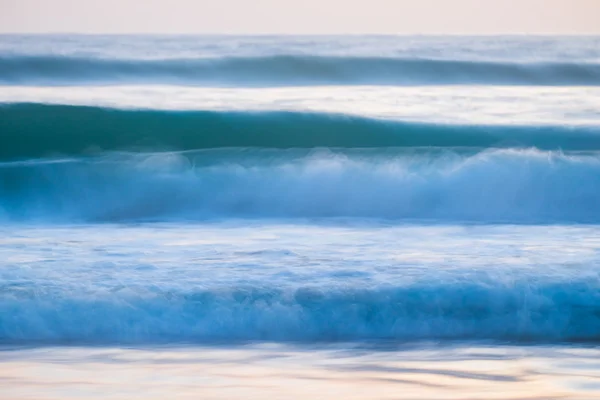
[1,54,599,86]
[1,148,600,223]
[1,279,599,344]
[1,104,600,161]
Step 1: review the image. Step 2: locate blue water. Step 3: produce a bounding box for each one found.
[0,35,600,398]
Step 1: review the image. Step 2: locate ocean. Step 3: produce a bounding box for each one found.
[1,35,600,399]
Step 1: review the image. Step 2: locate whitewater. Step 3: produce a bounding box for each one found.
[1,35,600,399]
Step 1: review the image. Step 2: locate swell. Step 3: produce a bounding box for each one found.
[1,280,599,344]
[1,149,600,223]
[1,103,600,161]
[1,54,600,86]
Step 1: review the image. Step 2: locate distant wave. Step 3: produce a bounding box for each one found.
[1,148,600,223]
[1,278,599,344]
[1,104,600,161]
[1,54,600,86]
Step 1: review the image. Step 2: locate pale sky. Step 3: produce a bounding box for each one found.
[1,0,599,34]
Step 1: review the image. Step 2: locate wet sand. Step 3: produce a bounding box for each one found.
[2,344,599,400]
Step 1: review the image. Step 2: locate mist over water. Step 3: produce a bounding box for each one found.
[1,148,600,224]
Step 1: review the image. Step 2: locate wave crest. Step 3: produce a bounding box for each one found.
[1,55,600,86]
[1,104,600,161]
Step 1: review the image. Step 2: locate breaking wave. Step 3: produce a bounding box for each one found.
[1,148,600,223]
[1,278,599,344]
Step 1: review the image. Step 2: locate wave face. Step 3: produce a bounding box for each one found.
[1,55,600,86]
[1,104,600,161]
[1,279,599,344]
[1,148,600,223]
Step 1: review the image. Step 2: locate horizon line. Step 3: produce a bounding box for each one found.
[1,32,600,36]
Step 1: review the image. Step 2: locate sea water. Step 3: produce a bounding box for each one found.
[1,35,600,399]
